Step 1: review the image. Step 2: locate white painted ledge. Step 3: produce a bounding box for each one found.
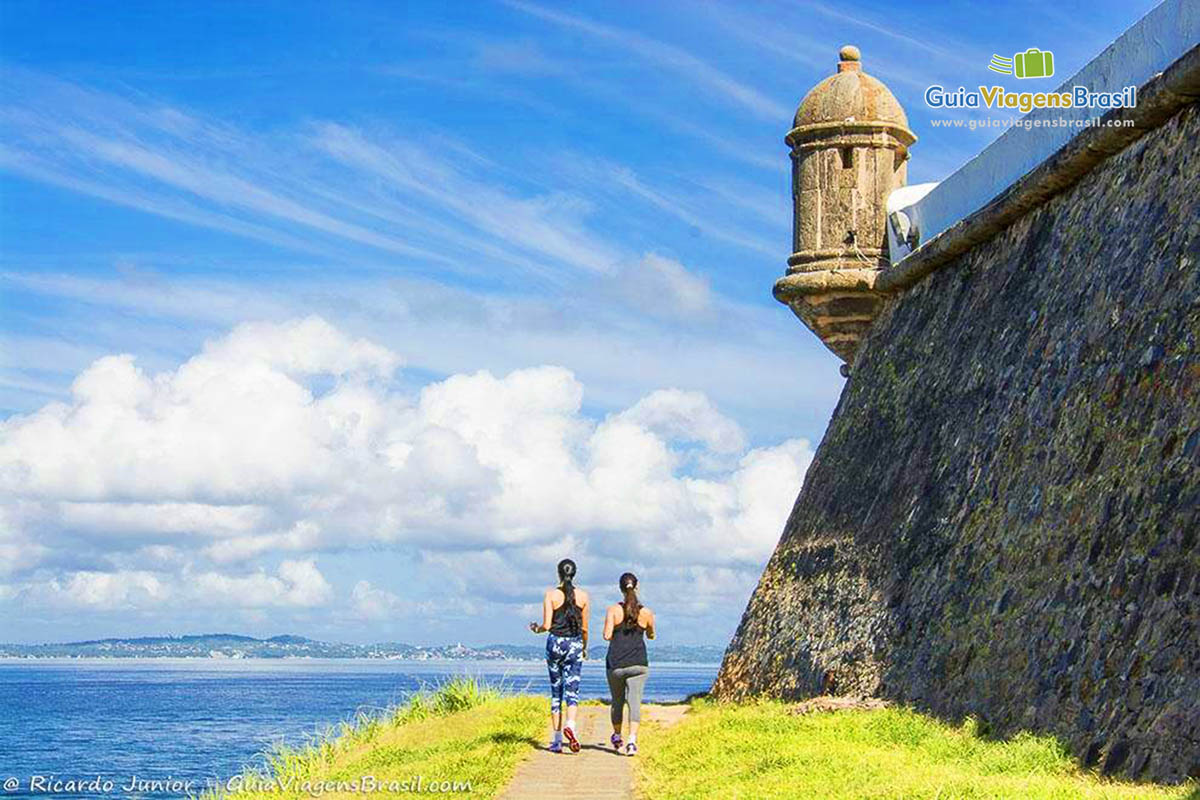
[902,0,1200,262]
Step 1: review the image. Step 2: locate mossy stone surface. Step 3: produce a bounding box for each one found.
[715,104,1200,784]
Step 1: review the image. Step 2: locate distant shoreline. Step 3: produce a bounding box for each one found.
[0,633,726,664]
[0,655,722,666]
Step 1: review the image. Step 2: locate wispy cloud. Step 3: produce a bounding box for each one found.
[605,165,779,257]
[382,26,783,175]
[694,3,831,73]
[804,0,978,71]
[0,143,332,258]
[53,125,441,260]
[0,67,840,440]
[0,72,638,283]
[310,123,622,276]
[699,0,972,94]
[0,265,841,432]
[504,1,791,121]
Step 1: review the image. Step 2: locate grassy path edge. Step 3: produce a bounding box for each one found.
[635,698,1198,800]
[205,683,1197,799]
[208,677,543,799]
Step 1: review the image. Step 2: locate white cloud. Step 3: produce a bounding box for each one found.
[0,316,398,502]
[27,570,168,610]
[616,254,713,319]
[727,439,814,558]
[191,559,333,608]
[58,502,269,537]
[18,560,334,611]
[617,388,744,455]
[201,317,400,377]
[204,521,322,563]
[0,504,47,577]
[350,580,405,620]
[0,317,812,627]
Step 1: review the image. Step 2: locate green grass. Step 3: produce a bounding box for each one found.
[205,687,1196,799]
[637,700,1198,800]
[209,677,544,800]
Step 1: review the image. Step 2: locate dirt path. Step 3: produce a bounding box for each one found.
[497,704,688,800]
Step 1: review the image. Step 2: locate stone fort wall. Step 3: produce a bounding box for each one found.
[713,98,1200,782]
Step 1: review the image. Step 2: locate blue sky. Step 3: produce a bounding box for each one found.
[0,0,1159,646]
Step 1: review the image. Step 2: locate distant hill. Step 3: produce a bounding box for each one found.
[0,633,724,663]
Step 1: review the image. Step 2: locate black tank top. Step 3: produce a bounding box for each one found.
[606,612,648,669]
[549,592,581,636]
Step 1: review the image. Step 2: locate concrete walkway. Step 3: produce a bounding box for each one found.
[497,704,688,800]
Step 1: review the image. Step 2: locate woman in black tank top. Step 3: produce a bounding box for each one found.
[528,558,589,753]
[602,572,655,756]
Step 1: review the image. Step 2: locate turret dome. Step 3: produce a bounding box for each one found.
[790,46,912,142]
[774,44,917,365]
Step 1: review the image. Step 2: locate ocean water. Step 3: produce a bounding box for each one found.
[0,658,717,797]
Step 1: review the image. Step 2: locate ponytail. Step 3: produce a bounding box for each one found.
[557,559,582,636]
[619,572,641,630]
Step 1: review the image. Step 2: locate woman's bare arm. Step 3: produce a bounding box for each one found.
[579,591,590,655]
[543,590,555,631]
[643,608,656,640]
[603,605,616,641]
[529,589,555,633]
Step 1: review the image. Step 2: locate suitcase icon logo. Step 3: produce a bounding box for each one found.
[988,48,1055,79]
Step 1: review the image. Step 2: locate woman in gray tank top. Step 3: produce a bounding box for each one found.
[602,572,655,757]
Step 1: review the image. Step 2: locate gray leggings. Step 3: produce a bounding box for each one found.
[607,665,650,725]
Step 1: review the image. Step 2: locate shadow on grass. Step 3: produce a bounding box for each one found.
[488,731,539,747]
[587,689,709,708]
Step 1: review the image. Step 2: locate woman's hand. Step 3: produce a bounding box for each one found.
[581,646,588,660]
[529,621,542,634]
